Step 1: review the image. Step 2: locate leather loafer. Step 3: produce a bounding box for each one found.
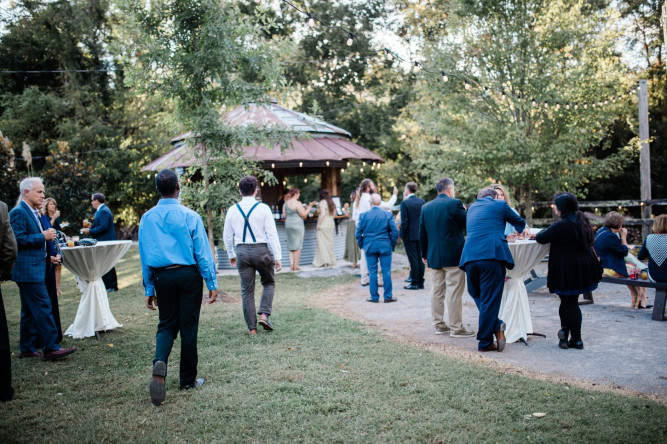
[384,297,398,303]
[150,360,167,406]
[366,298,379,303]
[495,322,506,352]
[258,316,274,331]
[403,284,420,290]
[248,329,258,335]
[180,377,205,390]
[19,351,41,359]
[43,347,76,361]
[479,344,498,352]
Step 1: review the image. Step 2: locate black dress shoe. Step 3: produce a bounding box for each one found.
[150,360,167,406]
[404,279,412,283]
[180,377,205,390]
[403,284,420,290]
[384,297,398,303]
[567,339,584,350]
[558,328,569,349]
[366,298,379,303]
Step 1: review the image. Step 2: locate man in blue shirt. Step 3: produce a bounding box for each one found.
[138,169,218,406]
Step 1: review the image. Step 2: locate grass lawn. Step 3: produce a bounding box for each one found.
[0,246,665,443]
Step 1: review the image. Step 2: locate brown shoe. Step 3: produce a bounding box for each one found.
[479,344,498,352]
[19,351,41,359]
[43,347,77,361]
[248,329,258,336]
[495,322,506,352]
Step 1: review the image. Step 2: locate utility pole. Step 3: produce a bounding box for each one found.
[638,79,651,238]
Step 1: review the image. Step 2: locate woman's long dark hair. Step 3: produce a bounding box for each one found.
[319,188,335,216]
[554,193,593,247]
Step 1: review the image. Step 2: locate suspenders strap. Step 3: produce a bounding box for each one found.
[236,202,260,243]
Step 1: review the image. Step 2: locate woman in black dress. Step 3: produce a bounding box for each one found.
[535,193,602,350]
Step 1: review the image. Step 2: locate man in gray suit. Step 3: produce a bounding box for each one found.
[419,178,475,337]
[0,199,17,401]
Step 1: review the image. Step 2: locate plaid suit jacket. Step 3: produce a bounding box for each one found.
[10,200,47,283]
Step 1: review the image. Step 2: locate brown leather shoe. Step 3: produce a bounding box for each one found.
[43,347,77,361]
[495,322,506,352]
[248,329,258,335]
[19,351,42,359]
[479,344,498,352]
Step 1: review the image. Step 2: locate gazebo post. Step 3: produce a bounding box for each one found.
[321,167,340,196]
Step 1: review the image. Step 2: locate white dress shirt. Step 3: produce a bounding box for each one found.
[353,192,397,222]
[223,196,282,260]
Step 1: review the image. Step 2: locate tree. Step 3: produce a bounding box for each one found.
[402,0,634,221]
[123,0,294,257]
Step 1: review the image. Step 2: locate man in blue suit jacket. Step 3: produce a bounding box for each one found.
[419,178,475,338]
[82,193,118,291]
[356,194,399,303]
[459,187,526,352]
[10,177,76,361]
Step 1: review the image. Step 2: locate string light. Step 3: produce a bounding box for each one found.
[299,161,303,167]
[464,80,471,90]
[385,49,393,61]
[441,71,449,82]
[544,101,549,108]
[306,13,316,27]
[413,61,421,73]
[326,160,330,166]
[341,168,345,173]
[346,33,355,46]
[500,91,506,100]
[271,163,275,168]
[531,98,536,107]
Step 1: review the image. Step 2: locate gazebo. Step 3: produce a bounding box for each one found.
[142,99,385,269]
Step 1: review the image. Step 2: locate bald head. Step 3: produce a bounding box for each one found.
[370,193,382,206]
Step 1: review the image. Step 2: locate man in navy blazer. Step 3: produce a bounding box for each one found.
[82,193,118,291]
[459,187,525,352]
[419,178,475,338]
[356,194,399,303]
[400,182,425,290]
[10,177,76,361]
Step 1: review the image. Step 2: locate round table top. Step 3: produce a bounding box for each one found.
[60,240,132,281]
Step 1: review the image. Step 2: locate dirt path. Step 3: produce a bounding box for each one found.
[302,253,667,404]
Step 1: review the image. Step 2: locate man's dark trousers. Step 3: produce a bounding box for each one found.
[102,268,118,291]
[18,283,60,354]
[464,260,505,350]
[0,288,12,401]
[153,266,202,387]
[404,240,424,286]
[235,244,275,330]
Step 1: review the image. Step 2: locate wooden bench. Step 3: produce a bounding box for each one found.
[582,276,667,321]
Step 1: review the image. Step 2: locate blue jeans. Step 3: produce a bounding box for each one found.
[366,252,393,301]
[465,260,505,350]
[18,282,60,354]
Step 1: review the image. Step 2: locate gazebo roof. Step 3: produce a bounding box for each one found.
[142,100,383,171]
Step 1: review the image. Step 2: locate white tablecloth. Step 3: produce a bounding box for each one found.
[499,240,550,343]
[60,240,132,338]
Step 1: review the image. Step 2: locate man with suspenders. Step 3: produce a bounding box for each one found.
[223,176,282,335]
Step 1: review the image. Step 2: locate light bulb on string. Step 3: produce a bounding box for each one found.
[556,102,561,110]
[584,103,588,109]
[441,71,449,82]
[341,168,345,174]
[500,91,506,100]
[326,161,330,166]
[464,80,471,90]
[566,102,570,110]
[271,163,275,168]
[413,62,421,73]
[299,162,303,167]
[304,178,308,183]
[592,102,596,108]
[385,49,393,61]
[574,103,579,110]
[347,161,350,167]
[306,13,316,27]
[346,33,355,46]
[531,98,536,107]
[544,101,549,108]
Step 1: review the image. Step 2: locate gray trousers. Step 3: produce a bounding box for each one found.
[235,244,275,330]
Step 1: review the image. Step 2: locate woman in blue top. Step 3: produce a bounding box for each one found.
[638,214,667,283]
[594,211,648,309]
[491,184,528,240]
